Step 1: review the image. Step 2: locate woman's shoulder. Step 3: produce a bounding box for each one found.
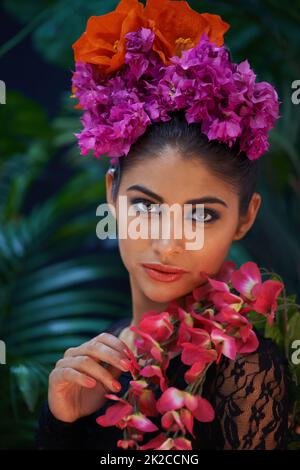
[215,328,289,392]
[201,330,290,449]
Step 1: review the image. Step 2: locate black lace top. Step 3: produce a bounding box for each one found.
[35,316,290,450]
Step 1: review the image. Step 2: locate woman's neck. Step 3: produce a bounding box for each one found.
[118,273,188,355]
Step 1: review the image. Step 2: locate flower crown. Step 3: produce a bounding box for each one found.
[71,0,280,164]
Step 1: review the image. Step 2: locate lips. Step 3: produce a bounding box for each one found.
[141,263,189,283]
[141,263,189,274]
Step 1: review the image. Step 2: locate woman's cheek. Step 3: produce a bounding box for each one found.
[190,235,232,281]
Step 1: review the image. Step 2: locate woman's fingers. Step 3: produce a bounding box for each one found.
[56,356,122,392]
[50,367,97,389]
[94,332,129,354]
[64,336,130,372]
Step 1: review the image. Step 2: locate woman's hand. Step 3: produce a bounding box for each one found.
[48,332,131,423]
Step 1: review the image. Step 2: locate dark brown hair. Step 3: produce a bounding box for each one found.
[110,110,260,217]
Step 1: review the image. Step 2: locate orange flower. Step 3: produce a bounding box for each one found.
[72,0,230,77]
[144,0,230,65]
[72,0,147,76]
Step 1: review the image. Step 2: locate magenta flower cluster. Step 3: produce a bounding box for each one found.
[71,27,280,163]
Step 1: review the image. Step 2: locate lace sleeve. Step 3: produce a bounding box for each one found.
[201,333,289,450]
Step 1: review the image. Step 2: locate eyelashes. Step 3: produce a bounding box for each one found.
[129,197,220,224]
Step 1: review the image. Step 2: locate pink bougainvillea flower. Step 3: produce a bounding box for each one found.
[138,310,174,342]
[211,328,237,362]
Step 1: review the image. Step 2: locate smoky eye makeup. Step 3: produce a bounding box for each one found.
[129,197,221,223]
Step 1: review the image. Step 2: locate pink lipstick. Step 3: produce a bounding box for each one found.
[141,263,189,283]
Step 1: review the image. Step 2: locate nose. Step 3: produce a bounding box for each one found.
[151,208,185,260]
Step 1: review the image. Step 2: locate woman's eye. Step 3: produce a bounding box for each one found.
[190,209,219,223]
[130,199,160,214]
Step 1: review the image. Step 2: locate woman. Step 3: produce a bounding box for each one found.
[36,0,290,450]
[36,112,289,450]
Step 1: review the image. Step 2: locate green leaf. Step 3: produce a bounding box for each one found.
[10,364,40,412]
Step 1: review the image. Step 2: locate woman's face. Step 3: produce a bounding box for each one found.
[106,148,261,304]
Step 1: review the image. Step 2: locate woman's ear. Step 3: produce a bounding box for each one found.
[233,192,262,241]
[105,169,116,218]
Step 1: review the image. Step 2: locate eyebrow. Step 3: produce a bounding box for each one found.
[126,184,228,208]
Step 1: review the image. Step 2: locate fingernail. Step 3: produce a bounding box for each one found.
[86,378,96,387]
[120,359,130,371]
[112,379,121,392]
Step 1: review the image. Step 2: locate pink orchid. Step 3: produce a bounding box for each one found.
[181,343,217,367]
[177,322,211,348]
[191,309,223,334]
[139,311,174,342]
[158,436,193,450]
[215,306,252,339]
[139,432,169,450]
[235,329,259,354]
[124,412,159,433]
[180,408,196,438]
[123,344,141,375]
[215,260,237,283]
[139,363,169,392]
[231,261,283,325]
[96,258,284,450]
[137,388,159,417]
[130,326,165,362]
[231,261,262,300]
[179,334,217,382]
[117,439,136,449]
[96,395,133,427]
[156,387,214,423]
[251,279,283,325]
[161,410,186,434]
[211,328,237,362]
[191,260,236,304]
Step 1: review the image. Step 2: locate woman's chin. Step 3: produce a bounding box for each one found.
[143,283,189,305]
